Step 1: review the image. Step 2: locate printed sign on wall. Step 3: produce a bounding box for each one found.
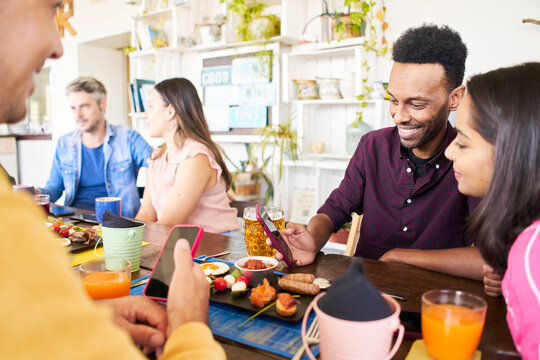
[238,83,276,107]
[204,85,239,106]
[201,66,232,87]
[231,56,271,85]
[229,106,267,128]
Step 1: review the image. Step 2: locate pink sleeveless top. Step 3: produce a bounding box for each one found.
[147,138,239,233]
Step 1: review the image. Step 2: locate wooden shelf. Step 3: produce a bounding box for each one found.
[134,7,172,21]
[211,134,262,143]
[291,38,365,56]
[291,98,360,105]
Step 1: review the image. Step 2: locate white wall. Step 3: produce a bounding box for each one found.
[78,44,128,127]
[376,0,540,82]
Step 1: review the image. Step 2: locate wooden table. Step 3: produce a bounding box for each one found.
[133,220,519,360]
[68,208,518,360]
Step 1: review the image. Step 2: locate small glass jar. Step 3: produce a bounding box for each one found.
[346,120,371,155]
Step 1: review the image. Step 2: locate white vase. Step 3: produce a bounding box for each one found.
[317,78,342,99]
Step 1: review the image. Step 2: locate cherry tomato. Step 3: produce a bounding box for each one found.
[213,278,227,292]
[59,228,69,237]
[236,276,249,286]
[67,225,73,230]
[52,226,61,233]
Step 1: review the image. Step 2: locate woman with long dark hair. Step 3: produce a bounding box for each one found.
[136,78,239,233]
[445,62,540,359]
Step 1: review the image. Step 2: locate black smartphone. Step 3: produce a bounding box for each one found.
[50,206,75,217]
[400,311,422,339]
[255,203,294,267]
[144,225,204,301]
[70,214,99,224]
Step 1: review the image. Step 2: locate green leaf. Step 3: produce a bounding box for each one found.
[237,295,300,329]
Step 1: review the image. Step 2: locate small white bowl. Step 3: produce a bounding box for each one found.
[234,256,278,287]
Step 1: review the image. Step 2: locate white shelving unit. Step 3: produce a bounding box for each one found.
[126,0,391,221]
[276,35,391,219]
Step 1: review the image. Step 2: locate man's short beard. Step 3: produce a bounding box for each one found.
[405,102,449,150]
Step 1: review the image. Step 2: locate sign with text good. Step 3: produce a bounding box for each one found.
[201,66,232,87]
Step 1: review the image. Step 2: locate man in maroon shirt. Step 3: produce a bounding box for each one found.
[274,24,487,282]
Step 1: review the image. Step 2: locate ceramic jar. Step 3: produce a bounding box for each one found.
[317,78,343,99]
[293,79,319,100]
[310,141,325,154]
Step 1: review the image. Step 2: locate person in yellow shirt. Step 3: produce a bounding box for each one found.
[0,1,225,359]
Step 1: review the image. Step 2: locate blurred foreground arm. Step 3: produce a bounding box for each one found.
[160,239,225,360]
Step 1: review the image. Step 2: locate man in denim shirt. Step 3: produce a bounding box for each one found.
[41,77,152,218]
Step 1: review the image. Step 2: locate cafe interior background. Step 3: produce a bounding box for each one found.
[1,0,538,253]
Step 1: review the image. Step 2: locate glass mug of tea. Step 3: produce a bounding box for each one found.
[422,289,487,360]
[243,206,285,256]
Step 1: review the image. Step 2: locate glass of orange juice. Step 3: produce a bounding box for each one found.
[243,206,284,256]
[422,290,487,360]
[79,258,131,300]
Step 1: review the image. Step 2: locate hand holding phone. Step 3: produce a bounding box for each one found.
[255,203,294,267]
[144,225,204,301]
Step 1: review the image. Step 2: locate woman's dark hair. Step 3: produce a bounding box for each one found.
[467,62,540,275]
[392,24,468,91]
[152,77,231,189]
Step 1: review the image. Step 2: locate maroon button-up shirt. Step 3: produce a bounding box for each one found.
[318,123,475,259]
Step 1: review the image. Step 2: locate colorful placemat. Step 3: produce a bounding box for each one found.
[131,256,320,359]
[70,241,149,267]
[196,256,319,359]
[405,340,481,360]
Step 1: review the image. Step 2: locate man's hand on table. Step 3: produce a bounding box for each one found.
[97,296,168,356]
[483,264,503,297]
[266,222,318,267]
[167,239,210,335]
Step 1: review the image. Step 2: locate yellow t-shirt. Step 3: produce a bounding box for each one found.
[0,173,225,359]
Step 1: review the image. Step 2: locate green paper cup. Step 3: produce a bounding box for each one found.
[99,224,144,272]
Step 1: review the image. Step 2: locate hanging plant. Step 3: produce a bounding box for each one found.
[220,0,280,42]
[343,0,389,127]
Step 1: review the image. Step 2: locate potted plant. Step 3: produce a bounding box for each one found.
[220,0,280,42]
[197,14,227,44]
[223,143,274,202]
[254,118,299,182]
[302,1,366,41]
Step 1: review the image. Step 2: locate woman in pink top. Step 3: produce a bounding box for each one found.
[445,62,540,359]
[135,78,239,233]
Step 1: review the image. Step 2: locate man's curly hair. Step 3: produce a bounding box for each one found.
[392,24,468,91]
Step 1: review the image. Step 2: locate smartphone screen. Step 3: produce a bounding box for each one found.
[144,225,203,301]
[70,214,98,224]
[50,206,74,217]
[256,203,294,267]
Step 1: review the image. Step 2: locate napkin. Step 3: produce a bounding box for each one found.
[101,210,143,228]
[318,258,392,321]
[405,340,481,360]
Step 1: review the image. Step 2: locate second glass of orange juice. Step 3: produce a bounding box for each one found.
[422,289,487,360]
[80,258,131,300]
